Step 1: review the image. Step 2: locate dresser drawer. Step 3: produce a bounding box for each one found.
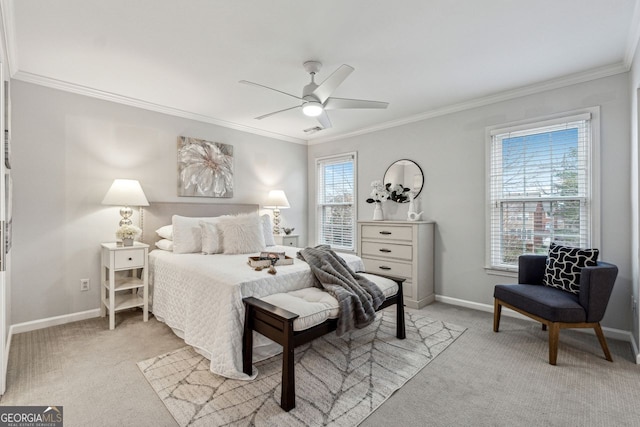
[361,241,412,261]
[114,249,145,269]
[362,257,412,279]
[361,224,412,241]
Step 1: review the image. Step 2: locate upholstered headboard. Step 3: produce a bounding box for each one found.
[140,202,259,246]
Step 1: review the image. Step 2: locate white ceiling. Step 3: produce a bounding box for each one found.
[2,0,639,144]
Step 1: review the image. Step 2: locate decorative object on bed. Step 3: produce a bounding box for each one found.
[383,159,424,202]
[366,180,389,220]
[138,311,465,426]
[177,136,233,198]
[217,212,266,254]
[102,179,149,227]
[171,215,217,254]
[199,221,222,254]
[248,252,293,268]
[264,190,290,234]
[115,224,141,246]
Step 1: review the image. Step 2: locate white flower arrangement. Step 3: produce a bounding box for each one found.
[116,224,141,240]
[366,180,390,204]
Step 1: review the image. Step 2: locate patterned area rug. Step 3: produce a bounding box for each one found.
[138,311,465,426]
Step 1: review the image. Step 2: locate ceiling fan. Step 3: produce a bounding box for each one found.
[239,61,389,130]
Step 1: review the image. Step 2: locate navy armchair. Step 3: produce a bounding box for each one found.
[493,254,618,365]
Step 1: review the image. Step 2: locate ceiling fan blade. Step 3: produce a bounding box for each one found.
[239,80,303,101]
[312,64,354,104]
[255,105,301,120]
[316,110,332,129]
[324,97,389,110]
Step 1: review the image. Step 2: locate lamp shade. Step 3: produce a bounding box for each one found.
[102,179,149,207]
[264,190,290,209]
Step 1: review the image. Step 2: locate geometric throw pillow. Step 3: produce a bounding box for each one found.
[543,242,599,294]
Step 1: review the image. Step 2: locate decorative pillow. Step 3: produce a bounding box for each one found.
[155,225,173,240]
[200,221,222,254]
[261,214,276,246]
[172,215,223,254]
[217,213,266,254]
[155,239,174,251]
[543,242,599,294]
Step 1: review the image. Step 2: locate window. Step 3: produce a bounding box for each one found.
[487,110,599,271]
[316,152,357,251]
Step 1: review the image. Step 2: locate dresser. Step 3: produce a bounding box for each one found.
[357,220,435,309]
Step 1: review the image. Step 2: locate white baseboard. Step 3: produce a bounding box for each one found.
[10,309,101,335]
[435,295,632,343]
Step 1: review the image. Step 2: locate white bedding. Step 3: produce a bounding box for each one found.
[148,245,365,379]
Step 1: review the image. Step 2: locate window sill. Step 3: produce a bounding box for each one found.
[484,267,518,278]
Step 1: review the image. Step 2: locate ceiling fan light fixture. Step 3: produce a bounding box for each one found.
[302,101,323,117]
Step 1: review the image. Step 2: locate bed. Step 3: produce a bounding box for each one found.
[141,202,364,379]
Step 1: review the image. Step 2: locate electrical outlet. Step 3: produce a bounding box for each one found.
[80,278,90,291]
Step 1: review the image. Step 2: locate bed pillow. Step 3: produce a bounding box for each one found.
[200,221,222,254]
[155,225,173,240]
[261,214,276,246]
[172,215,223,254]
[543,242,599,294]
[155,239,174,251]
[217,213,266,254]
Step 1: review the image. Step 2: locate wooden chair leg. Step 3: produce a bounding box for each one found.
[542,324,547,331]
[396,282,406,339]
[548,322,559,365]
[493,299,502,332]
[594,323,613,362]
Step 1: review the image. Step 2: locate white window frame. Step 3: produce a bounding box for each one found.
[316,152,358,252]
[485,108,600,275]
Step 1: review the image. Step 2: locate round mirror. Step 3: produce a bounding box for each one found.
[383,159,424,203]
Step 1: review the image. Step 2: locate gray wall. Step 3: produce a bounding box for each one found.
[630,40,640,355]
[308,73,632,332]
[11,80,307,324]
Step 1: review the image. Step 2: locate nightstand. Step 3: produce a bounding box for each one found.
[273,234,299,247]
[100,242,149,329]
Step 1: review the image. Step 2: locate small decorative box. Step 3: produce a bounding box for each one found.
[248,252,294,268]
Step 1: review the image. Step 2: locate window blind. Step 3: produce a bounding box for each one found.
[316,153,356,251]
[488,114,592,270]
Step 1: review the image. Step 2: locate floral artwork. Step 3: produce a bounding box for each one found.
[177,137,233,198]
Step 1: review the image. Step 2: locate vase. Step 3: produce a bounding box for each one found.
[373,203,384,221]
[122,238,134,247]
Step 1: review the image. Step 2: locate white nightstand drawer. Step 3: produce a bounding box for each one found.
[362,257,412,279]
[361,241,412,261]
[361,224,412,241]
[114,249,145,269]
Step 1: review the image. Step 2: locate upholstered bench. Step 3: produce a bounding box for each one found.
[242,272,406,411]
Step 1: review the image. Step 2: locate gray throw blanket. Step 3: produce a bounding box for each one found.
[297,245,385,336]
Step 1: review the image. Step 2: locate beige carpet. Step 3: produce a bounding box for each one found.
[138,311,465,426]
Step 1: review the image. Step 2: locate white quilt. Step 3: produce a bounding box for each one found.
[148,245,364,379]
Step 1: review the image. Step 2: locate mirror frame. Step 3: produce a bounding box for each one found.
[383,159,424,203]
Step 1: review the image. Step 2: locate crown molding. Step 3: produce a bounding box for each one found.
[12,70,308,145]
[0,0,17,77]
[309,62,628,145]
[624,0,640,69]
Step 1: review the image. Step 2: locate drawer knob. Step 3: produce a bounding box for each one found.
[128,257,132,261]
[379,266,391,270]
[379,231,392,235]
[379,248,392,253]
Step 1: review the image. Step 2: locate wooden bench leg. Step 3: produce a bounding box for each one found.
[242,305,253,376]
[280,320,296,411]
[493,299,502,332]
[396,281,406,339]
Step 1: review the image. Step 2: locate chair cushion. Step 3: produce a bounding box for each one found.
[359,273,399,298]
[494,284,586,323]
[543,243,599,294]
[261,288,339,331]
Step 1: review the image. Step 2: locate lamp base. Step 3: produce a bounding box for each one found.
[272,208,281,234]
[119,206,133,226]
